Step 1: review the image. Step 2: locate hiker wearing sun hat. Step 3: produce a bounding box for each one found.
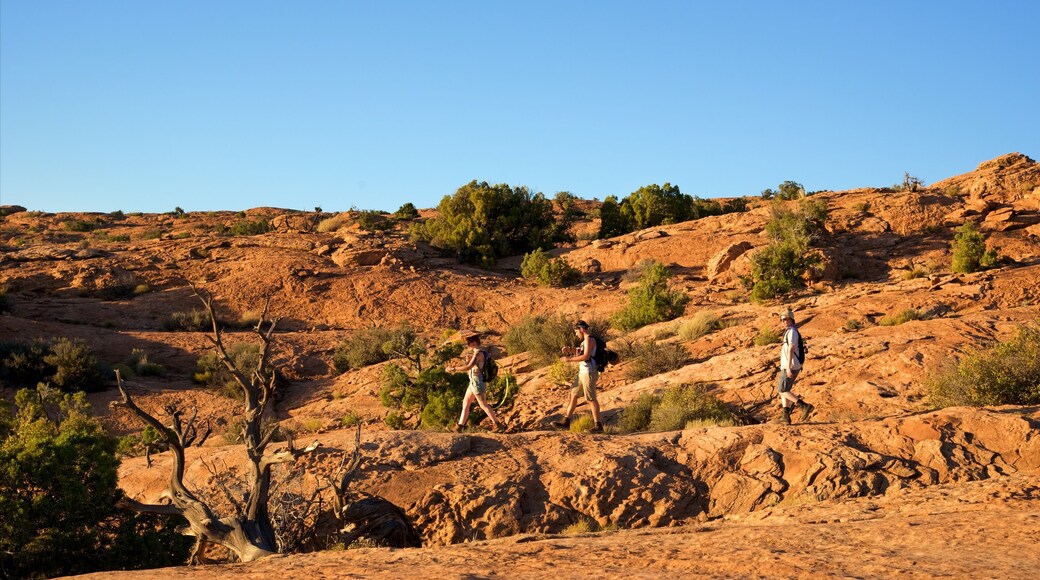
[776,309,813,424]
[446,330,504,432]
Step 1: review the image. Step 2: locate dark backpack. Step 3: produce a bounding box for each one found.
[592,336,617,372]
[480,350,498,382]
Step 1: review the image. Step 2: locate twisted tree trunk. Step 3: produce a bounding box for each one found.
[114,286,317,562]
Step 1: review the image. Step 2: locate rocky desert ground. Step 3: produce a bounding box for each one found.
[2,153,1039,578]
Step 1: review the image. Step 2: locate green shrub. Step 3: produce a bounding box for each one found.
[879,308,925,326]
[615,393,656,433]
[411,180,568,266]
[753,325,782,346]
[193,342,263,398]
[355,210,392,231]
[597,195,627,238]
[678,311,721,340]
[761,180,806,201]
[749,199,827,302]
[649,384,732,432]
[929,325,1040,407]
[125,349,165,377]
[951,221,999,274]
[615,384,732,433]
[228,219,271,236]
[384,411,406,430]
[44,338,105,392]
[853,201,870,213]
[0,339,53,387]
[521,248,581,287]
[0,387,191,577]
[140,228,163,240]
[379,364,468,430]
[340,410,361,428]
[162,309,212,332]
[618,183,694,231]
[547,360,578,386]
[62,219,95,232]
[611,262,689,331]
[332,325,420,373]
[624,340,691,381]
[393,203,420,220]
[504,314,576,367]
[843,318,863,332]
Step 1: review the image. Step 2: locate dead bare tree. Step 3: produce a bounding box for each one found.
[113,285,319,562]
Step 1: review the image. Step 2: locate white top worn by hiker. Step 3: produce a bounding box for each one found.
[780,326,803,373]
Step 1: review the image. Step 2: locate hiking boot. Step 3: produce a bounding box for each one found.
[550,417,571,430]
[777,407,792,425]
[797,401,815,422]
[590,422,604,433]
[449,422,465,433]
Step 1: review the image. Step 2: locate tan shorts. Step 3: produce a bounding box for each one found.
[570,364,599,404]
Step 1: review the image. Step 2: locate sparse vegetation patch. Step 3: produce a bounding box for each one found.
[929,325,1040,407]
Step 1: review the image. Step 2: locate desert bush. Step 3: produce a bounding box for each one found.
[614,384,731,433]
[1,387,191,577]
[547,359,578,386]
[379,364,468,430]
[140,228,163,240]
[618,183,694,231]
[843,318,863,332]
[569,415,596,433]
[879,308,925,326]
[340,410,360,428]
[902,267,929,280]
[621,258,656,283]
[124,349,165,377]
[228,219,271,236]
[62,219,95,232]
[597,195,627,239]
[384,411,406,430]
[317,214,349,232]
[853,201,870,213]
[521,248,581,287]
[951,221,999,274]
[753,325,782,346]
[0,339,53,387]
[193,342,265,397]
[624,340,691,381]
[393,203,420,220]
[761,180,806,200]
[615,393,656,434]
[561,517,599,535]
[611,262,689,331]
[355,210,392,231]
[332,325,419,373]
[648,384,732,432]
[504,314,576,367]
[929,325,1040,407]
[678,311,721,340]
[162,309,212,331]
[411,180,567,266]
[748,199,827,302]
[43,338,106,392]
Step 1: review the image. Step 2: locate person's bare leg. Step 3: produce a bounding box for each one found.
[563,393,579,419]
[780,391,800,406]
[458,391,476,427]
[590,400,601,423]
[474,393,501,428]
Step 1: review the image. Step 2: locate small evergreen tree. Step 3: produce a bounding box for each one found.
[951,221,999,274]
[611,262,690,331]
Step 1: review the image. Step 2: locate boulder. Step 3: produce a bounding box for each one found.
[706,242,753,282]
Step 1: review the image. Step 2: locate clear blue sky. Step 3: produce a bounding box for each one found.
[2,1,1038,213]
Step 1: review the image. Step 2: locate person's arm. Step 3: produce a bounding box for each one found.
[448,350,480,372]
[784,329,797,376]
[562,335,593,363]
